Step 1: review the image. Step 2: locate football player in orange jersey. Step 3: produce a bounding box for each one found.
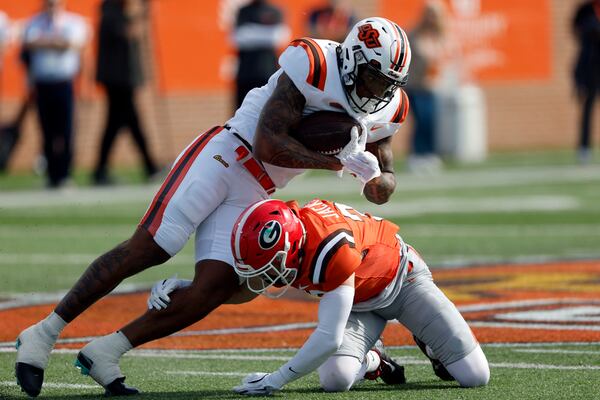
[231,198,489,394]
[149,198,490,394]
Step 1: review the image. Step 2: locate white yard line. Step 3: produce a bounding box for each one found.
[173,322,318,337]
[458,298,600,313]
[163,362,600,375]
[2,223,598,238]
[0,380,98,390]
[0,282,154,310]
[404,224,600,236]
[166,371,249,377]
[1,164,599,210]
[512,349,600,355]
[2,346,600,373]
[0,225,133,237]
[0,252,192,266]
[468,321,600,331]
[488,362,600,370]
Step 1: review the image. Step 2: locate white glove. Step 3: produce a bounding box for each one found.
[341,150,381,184]
[147,275,193,310]
[337,122,367,160]
[233,372,281,396]
[336,124,381,184]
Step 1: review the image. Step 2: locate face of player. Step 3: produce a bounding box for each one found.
[355,63,400,101]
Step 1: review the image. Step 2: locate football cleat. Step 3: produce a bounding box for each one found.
[15,362,44,398]
[413,335,455,381]
[364,339,406,385]
[75,342,139,396]
[15,324,58,397]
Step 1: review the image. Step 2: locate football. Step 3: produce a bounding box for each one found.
[290,111,358,155]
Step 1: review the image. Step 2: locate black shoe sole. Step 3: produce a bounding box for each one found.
[380,361,407,385]
[104,377,140,397]
[15,362,44,397]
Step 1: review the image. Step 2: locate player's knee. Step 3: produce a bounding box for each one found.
[447,346,490,388]
[318,356,361,392]
[457,364,490,387]
[319,370,353,392]
[130,227,171,263]
[186,261,240,307]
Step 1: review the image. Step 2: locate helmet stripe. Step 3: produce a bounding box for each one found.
[383,18,401,71]
[233,199,273,260]
[398,25,409,69]
[392,23,407,72]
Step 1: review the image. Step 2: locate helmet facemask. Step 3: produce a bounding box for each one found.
[342,51,406,114]
[234,231,300,299]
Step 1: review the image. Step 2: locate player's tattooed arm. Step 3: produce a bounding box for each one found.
[364,137,396,204]
[254,73,343,170]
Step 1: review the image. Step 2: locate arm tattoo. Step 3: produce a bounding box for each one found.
[364,139,396,204]
[254,73,342,170]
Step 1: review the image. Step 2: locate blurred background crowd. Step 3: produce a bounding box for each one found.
[0,0,597,189]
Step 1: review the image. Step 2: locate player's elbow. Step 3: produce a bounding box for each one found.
[365,192,391,205]
[364,173,395,204]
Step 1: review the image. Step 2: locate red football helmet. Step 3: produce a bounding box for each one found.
[231,199,306,297]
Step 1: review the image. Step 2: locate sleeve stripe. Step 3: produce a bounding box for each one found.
[310,229,355,284]
[391,90,409,123]
[291,38,327,91]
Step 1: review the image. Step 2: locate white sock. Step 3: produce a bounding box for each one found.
[81,331,133,386]
[105,331,133,357]
[39,312,67,338]
[364,350,381,373]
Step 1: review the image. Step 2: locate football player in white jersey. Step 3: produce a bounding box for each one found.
[15,17,411,397]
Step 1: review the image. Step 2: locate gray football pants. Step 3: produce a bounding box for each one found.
[335,245,477,366]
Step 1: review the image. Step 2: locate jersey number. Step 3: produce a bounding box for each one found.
[335,203,381,222]
[358,24,381,48]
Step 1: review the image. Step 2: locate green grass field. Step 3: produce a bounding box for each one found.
[1,344,600,399]
[1,150,600,398]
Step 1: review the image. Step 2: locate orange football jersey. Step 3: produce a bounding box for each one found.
[288,199,401,303]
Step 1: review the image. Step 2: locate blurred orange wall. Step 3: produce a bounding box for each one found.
[150,0,327,93]
[382,0,552,82]
[0,0,100,98]
[1,0,552,97]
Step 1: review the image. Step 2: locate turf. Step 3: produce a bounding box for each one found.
[1,149,599,398]
[1,344,599,399]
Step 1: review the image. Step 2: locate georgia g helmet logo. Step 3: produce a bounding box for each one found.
[258,220,282,250]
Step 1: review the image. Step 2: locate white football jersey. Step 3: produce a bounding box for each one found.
[225,38,409,188]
